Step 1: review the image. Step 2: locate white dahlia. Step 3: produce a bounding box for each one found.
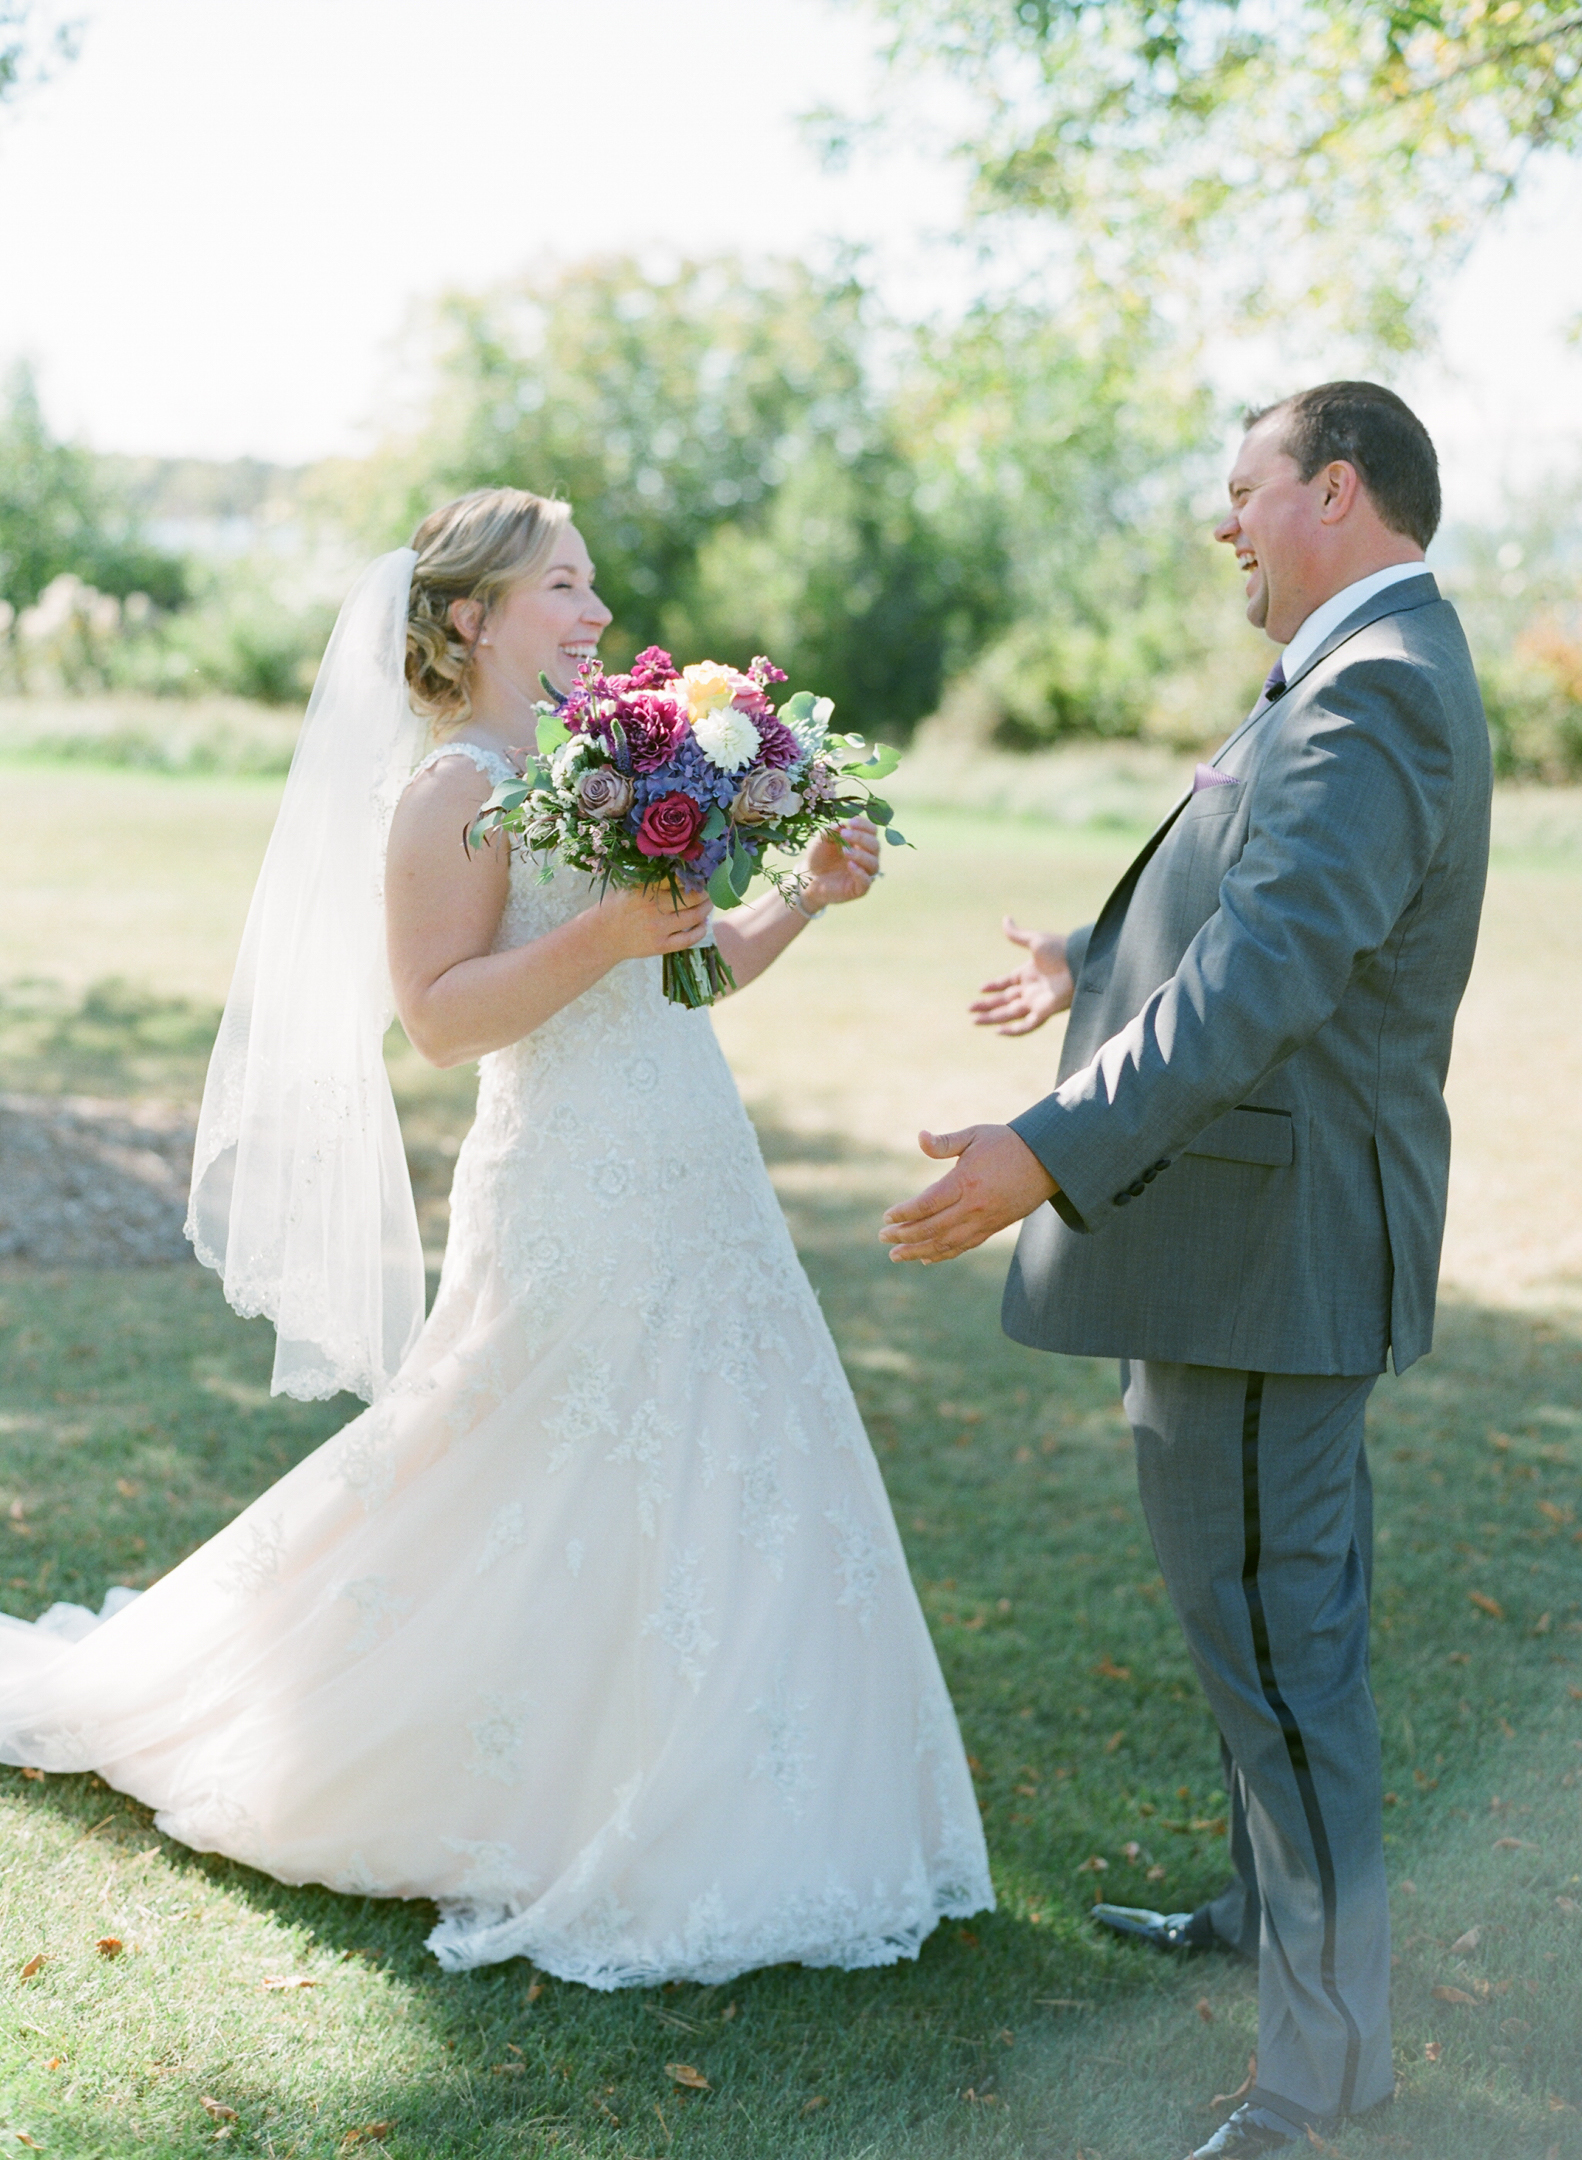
[691,702,762,774]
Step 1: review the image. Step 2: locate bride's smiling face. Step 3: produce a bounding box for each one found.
[453,524,613,708]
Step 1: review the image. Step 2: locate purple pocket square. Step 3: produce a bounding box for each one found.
[1192,763,1241,794]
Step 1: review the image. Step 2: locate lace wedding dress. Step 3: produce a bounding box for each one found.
[0,741,992,1985]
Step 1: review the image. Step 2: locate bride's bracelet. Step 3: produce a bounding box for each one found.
[785,889,826,925]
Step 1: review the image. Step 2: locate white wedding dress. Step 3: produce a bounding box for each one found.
[0,741,992,1985]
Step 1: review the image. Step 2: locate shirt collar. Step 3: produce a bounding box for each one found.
[1279,560,1428,683]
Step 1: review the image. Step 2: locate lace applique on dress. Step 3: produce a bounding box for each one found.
[826,1499,896,1629]
[476,1503,528,1575]
[339,1576,414,1653]
[640,1549,717,1691]
[466,1691,533,1786]
[607,1401,675,1536]
[216,1514,285,1597]
[749,1662,815,1818]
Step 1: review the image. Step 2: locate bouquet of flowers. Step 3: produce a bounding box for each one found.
[468,647,906,1008]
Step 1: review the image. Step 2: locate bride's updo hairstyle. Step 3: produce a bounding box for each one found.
[405,486,571,732]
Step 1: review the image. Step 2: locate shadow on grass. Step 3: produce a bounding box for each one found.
[2,1119,1580,2159]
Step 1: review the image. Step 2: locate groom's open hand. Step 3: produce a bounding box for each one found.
[880,1125,1057,1264]
[968,917,1073,1034]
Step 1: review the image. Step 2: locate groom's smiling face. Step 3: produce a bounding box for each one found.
[1214,414,1323,645]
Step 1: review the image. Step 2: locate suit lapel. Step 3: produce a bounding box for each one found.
[1082,573,1445,973]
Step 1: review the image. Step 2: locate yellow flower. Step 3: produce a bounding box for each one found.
[678,660,744,719]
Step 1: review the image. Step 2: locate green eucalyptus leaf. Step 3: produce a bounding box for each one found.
[779,690,817,722]
[536,710,571,755]
[884,824,910,846]
[708,859,746,910]
[728,841,755,897]
[701,805,729,840]
[862,743,901,781]
[865,797,894,825]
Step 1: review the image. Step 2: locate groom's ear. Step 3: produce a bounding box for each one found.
[1316,460,1363,523]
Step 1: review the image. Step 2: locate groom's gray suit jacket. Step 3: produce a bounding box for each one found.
[1003,573,1491,1377]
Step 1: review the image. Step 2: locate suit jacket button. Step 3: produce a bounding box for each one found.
[1113,1191,1131,1207]
[1141,1166,1156,1183]
[1127,1181,1146,1198]
[1154,1158,1170,1172]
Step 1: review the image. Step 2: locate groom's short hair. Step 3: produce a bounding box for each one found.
[1246,381,1441,550]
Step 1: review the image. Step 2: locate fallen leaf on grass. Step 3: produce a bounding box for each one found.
[1146,1863,1167,1881]
[1424,2041,1443,2062]
[1196,1998,1214,2023]
[1212,2056,1257,2108]
[801,2096,826,2115]
[17,1955,45,1980]
[1533,1612,1553,1635]
[1094,1656,1132,1681]
[19,1768,43,1782]
[1432,1986,1479,2006]
[95,1938,123,1959]
[719,2001,736,2021]
[1469,1592,1505,1620]
[337,2126,393,2151]
[526,1979,543,2001]
[1122,1840,1143,1863]
[1449,1926,1482,1955]
[1304,2128,1339,2154]
[1558,1897,1580,1916]
[1076,1854,1108,1874]
[1103,1729,1126,1754]
[665,2064,709,2091]
[261,1976,317,1990]
[1192,1816,1229,1837]
[1034,1997,1091,2009]
[3,2135,43,2150]
[1493,1837,1537,1852]
[200,2099,239,2123]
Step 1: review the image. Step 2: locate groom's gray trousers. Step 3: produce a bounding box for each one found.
[1120,1358,1392,2127]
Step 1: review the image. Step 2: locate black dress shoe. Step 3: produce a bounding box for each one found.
[1091,1902,1229,1953]
[1185,2104,1304,2156]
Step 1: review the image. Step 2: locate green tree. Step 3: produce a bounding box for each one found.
[841,0,1582,350]
[0,363,186,619]
[1,2,79,109]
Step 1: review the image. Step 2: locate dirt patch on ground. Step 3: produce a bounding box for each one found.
[0,1094,196,1266]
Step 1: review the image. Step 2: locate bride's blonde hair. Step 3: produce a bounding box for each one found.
[405,486,571,731]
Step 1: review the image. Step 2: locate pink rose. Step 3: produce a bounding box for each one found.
[730,767,803,826]
[574,767,634,820]
[634,792,706,862]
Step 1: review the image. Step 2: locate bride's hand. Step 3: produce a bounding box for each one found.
[801,817,882,909]
[595,882,713,961]
[968,916,1073,1034]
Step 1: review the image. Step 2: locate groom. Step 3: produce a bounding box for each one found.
[882,382,1490,2155]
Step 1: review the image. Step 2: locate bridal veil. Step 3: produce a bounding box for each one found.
[185,548,428,1403]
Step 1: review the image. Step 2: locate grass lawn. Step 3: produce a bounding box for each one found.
[1,755,1580,2160]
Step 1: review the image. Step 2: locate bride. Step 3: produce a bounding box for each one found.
[0,486,992,1986]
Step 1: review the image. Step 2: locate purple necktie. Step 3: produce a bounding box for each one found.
[1261,658,1286,704]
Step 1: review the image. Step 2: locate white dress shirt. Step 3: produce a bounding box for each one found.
[1279,559,1428,683]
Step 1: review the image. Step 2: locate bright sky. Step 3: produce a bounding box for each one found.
[2,0,1580,521]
